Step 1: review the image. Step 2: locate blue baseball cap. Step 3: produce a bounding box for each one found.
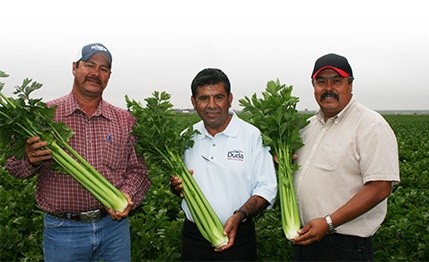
[76,43,112,68]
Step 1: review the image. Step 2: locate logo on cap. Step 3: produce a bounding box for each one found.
[91,44,108,53]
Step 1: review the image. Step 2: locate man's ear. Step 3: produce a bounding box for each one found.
[72,62,77,75]
[191,96,196,110]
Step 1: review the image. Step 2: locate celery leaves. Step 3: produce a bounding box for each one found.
[126,91,229,248]
[0,72,128,212]
[239,79,309,240]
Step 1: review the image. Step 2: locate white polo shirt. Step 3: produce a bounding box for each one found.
[294,98,400,237]
[182,111,278,224]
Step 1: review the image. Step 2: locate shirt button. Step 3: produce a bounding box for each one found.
[212,144,216,147]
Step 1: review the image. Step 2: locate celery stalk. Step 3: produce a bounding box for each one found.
[239,79,309,241]
[50,142,128,212]
[126,92,228,248]
[275,141,300,240]
[0,74,128,213]
[171,151,228,248]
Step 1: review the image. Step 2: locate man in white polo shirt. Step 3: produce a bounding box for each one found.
[292,53,400,261]
[170,68,277,261]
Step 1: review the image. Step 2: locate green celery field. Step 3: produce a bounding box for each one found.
[1,113,428,261]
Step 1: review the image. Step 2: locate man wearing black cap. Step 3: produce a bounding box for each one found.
[6,43,151,261]
[291,53,400,261]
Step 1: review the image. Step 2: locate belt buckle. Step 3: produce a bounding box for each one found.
[80,210,101,222]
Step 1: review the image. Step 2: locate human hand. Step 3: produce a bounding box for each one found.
[26,136,52,166]
[169,170,194,198]
[213,213,242,252]
[169,175,183,197]
[273,154,298,164]
[107,193,133,220]
[292,217,328,245]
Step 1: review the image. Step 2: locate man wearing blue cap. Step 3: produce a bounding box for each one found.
[6,43,151,261]
[291,53,400,261]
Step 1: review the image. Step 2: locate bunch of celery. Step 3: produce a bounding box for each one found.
[239,79,309,240]
[0,71,127,212]
[126,91,228,248]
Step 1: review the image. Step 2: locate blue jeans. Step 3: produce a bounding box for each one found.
[43,213,130,262]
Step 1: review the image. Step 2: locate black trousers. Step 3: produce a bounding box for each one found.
[294,233,374,261]
[182,219,257,261]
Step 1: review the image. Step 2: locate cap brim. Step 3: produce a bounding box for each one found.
[312,66,350,79]
[79,51,112,67]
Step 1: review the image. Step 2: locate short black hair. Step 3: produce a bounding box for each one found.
[191,68,231,97]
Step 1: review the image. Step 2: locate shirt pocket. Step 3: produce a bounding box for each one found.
[315,144,343,171]
[102,140,127,171]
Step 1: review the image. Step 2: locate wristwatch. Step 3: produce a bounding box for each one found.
[233,209,248,223]
[325,215,336,234]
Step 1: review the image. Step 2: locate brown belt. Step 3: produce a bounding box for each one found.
[48,209,108,222]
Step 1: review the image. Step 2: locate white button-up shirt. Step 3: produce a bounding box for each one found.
[294,98,400,237]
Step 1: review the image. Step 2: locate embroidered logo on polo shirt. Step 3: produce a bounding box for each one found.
[227,150,244,161]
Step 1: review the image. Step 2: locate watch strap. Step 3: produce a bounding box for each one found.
[234,209,248,223]
[325,215,337,234]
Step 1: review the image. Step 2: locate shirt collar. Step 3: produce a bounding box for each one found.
[64,92,112,120]
[196,110,239,139]
[316,97,356,124]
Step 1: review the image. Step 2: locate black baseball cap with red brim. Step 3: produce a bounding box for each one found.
[312,53,353,79]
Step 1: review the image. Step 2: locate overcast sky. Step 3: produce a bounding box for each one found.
[1,0,428,111]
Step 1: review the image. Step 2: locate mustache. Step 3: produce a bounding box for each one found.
[321,91,339,101]
[85,76,102,84]
[204,109,220,114]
